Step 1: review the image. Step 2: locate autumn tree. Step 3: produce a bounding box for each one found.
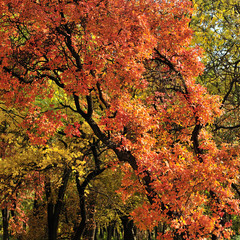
[190,0,240,236]
[0,106,45,239]
[0,110,102,240]
[1,0,240,239]
[191,0,240,143]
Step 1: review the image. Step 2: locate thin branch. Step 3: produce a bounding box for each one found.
[221,77,237,107]
[214,124,240,130]
[59,102,78,113]
[97,82,110,109]
[73,94,87,118]
[56,24,83,71]
[191,123,203,162]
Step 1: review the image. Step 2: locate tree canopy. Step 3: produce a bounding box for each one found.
[0,0,239,239]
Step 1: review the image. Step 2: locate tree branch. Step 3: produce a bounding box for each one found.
[97,82,110,109]
[214,123,240,130]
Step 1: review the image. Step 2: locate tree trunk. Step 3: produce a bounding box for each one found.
[82,191,96,240]
[2,207,9,240]
[120,216,135,240]
[45,167,71,240]
[107,224,114,240]
[73,165,105,240]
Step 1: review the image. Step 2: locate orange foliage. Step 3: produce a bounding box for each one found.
[0,0,239,239]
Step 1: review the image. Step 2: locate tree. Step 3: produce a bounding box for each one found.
[0,0,240,239]
[190,0,240,236]
[191,0,240,143]
[0,106,44,239]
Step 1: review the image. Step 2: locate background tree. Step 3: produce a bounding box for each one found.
[191,1,240,236]
[191,0,240,143]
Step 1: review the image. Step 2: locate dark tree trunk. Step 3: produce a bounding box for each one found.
[73,171,100,240]
[2,207,9,240]
[148,230,152,240]
[45,167,71,240]
[120,216,135,240]
[94,227,98,240]
[99,228,104,238]
[72,171,86,240]
[72,143,105,240]
[107,223,114,240]
[47,199,58,240]
[82,192,96,240]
